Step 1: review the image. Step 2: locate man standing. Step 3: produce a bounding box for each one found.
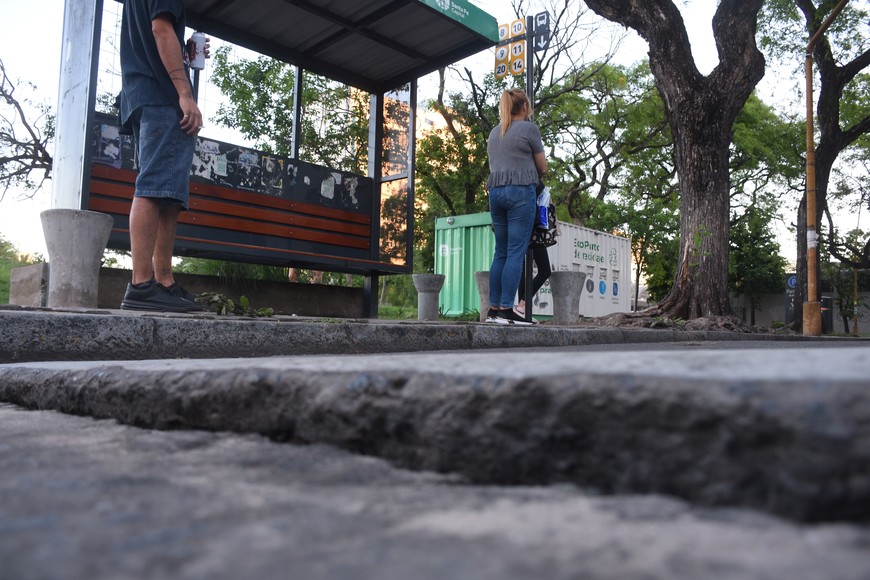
[118,0,203,311]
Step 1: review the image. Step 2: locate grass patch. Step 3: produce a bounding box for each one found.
[0,240,33,304]
[378,305,418,320]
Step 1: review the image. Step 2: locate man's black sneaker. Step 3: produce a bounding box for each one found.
[121,278,200,312]
[495,308,534,326]
[485,308,500,323]
[163,282,202,309]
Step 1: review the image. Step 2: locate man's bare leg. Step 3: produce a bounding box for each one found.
[152,203,181,287]
[129,197,161,285]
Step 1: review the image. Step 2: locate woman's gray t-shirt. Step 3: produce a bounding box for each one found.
[486,120,544,190]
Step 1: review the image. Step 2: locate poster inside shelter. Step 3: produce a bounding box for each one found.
[91,115,372,216]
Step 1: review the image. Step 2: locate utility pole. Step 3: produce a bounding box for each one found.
[803,0,849,336]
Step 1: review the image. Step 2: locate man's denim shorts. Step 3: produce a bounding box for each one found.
[131,105,195,210]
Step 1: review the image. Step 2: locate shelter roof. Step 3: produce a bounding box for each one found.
[183,0,498,93]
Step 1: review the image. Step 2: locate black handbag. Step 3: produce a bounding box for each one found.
[529,203,558,247]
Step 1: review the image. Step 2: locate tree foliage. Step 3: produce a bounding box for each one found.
[209,46,368,173]
[414,69,502,272]
[729,196,789,324]
[545,61,674,227]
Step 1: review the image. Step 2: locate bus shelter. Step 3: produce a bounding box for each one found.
[52,0,497,316]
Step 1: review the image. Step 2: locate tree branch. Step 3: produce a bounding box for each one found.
[0,59,53,200]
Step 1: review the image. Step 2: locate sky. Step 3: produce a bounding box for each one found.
[0,0,833,263]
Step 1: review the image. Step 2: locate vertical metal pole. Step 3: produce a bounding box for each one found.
[365,92,386,318]
[408,80,417,273]
[525,15,534,103]
[290,65,304,159]
[523,14,535,322]
[192,70,200,101]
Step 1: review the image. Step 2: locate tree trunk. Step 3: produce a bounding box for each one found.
[583,0,765,319]
[655,107,733,318]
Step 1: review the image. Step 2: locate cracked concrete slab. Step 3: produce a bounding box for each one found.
[2,404,869,580]
[3,345,868,523]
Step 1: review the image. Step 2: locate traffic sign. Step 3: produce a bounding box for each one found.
[533,11,550,52]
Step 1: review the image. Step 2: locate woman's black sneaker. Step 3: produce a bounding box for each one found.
[495,308,534,325]
[121,278,200,312]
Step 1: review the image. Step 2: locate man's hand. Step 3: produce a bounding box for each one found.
[185,36,212,63]
[178,94,202,135]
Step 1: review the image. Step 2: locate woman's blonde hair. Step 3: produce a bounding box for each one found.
[499,88,531,137]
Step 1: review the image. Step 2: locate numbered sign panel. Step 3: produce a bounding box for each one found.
[510,41,525,76]
[494,44,510,79]
[510,19,526,38]
[495,19,529,78]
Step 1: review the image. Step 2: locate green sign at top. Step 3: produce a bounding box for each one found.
[418,0,499,42]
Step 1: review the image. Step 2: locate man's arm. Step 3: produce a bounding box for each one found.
[151,13,201,135]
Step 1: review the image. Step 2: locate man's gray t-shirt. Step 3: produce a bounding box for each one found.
[486,120,544,190]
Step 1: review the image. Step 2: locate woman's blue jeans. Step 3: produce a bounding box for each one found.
[489,184,536,309]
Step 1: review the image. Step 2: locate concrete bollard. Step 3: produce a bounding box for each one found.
[412,273,445,321]
[549,271,587,325]
[474,271,490,322]
[40,209,114,308]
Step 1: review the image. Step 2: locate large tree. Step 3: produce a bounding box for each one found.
[760,0,870,331]
[583,0,766,319]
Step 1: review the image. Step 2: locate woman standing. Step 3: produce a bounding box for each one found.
[485,89,547,325]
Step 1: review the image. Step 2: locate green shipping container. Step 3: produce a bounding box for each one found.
[434,212,494,317]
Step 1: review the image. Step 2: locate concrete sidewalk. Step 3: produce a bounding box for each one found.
[2,307,869,578]
[3,403,869,580]
[2,337,868,523]
[0,305,834,363]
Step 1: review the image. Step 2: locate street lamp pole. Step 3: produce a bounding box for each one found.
[803,0,849,336]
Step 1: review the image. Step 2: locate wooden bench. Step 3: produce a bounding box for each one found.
[87,163,392,274]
